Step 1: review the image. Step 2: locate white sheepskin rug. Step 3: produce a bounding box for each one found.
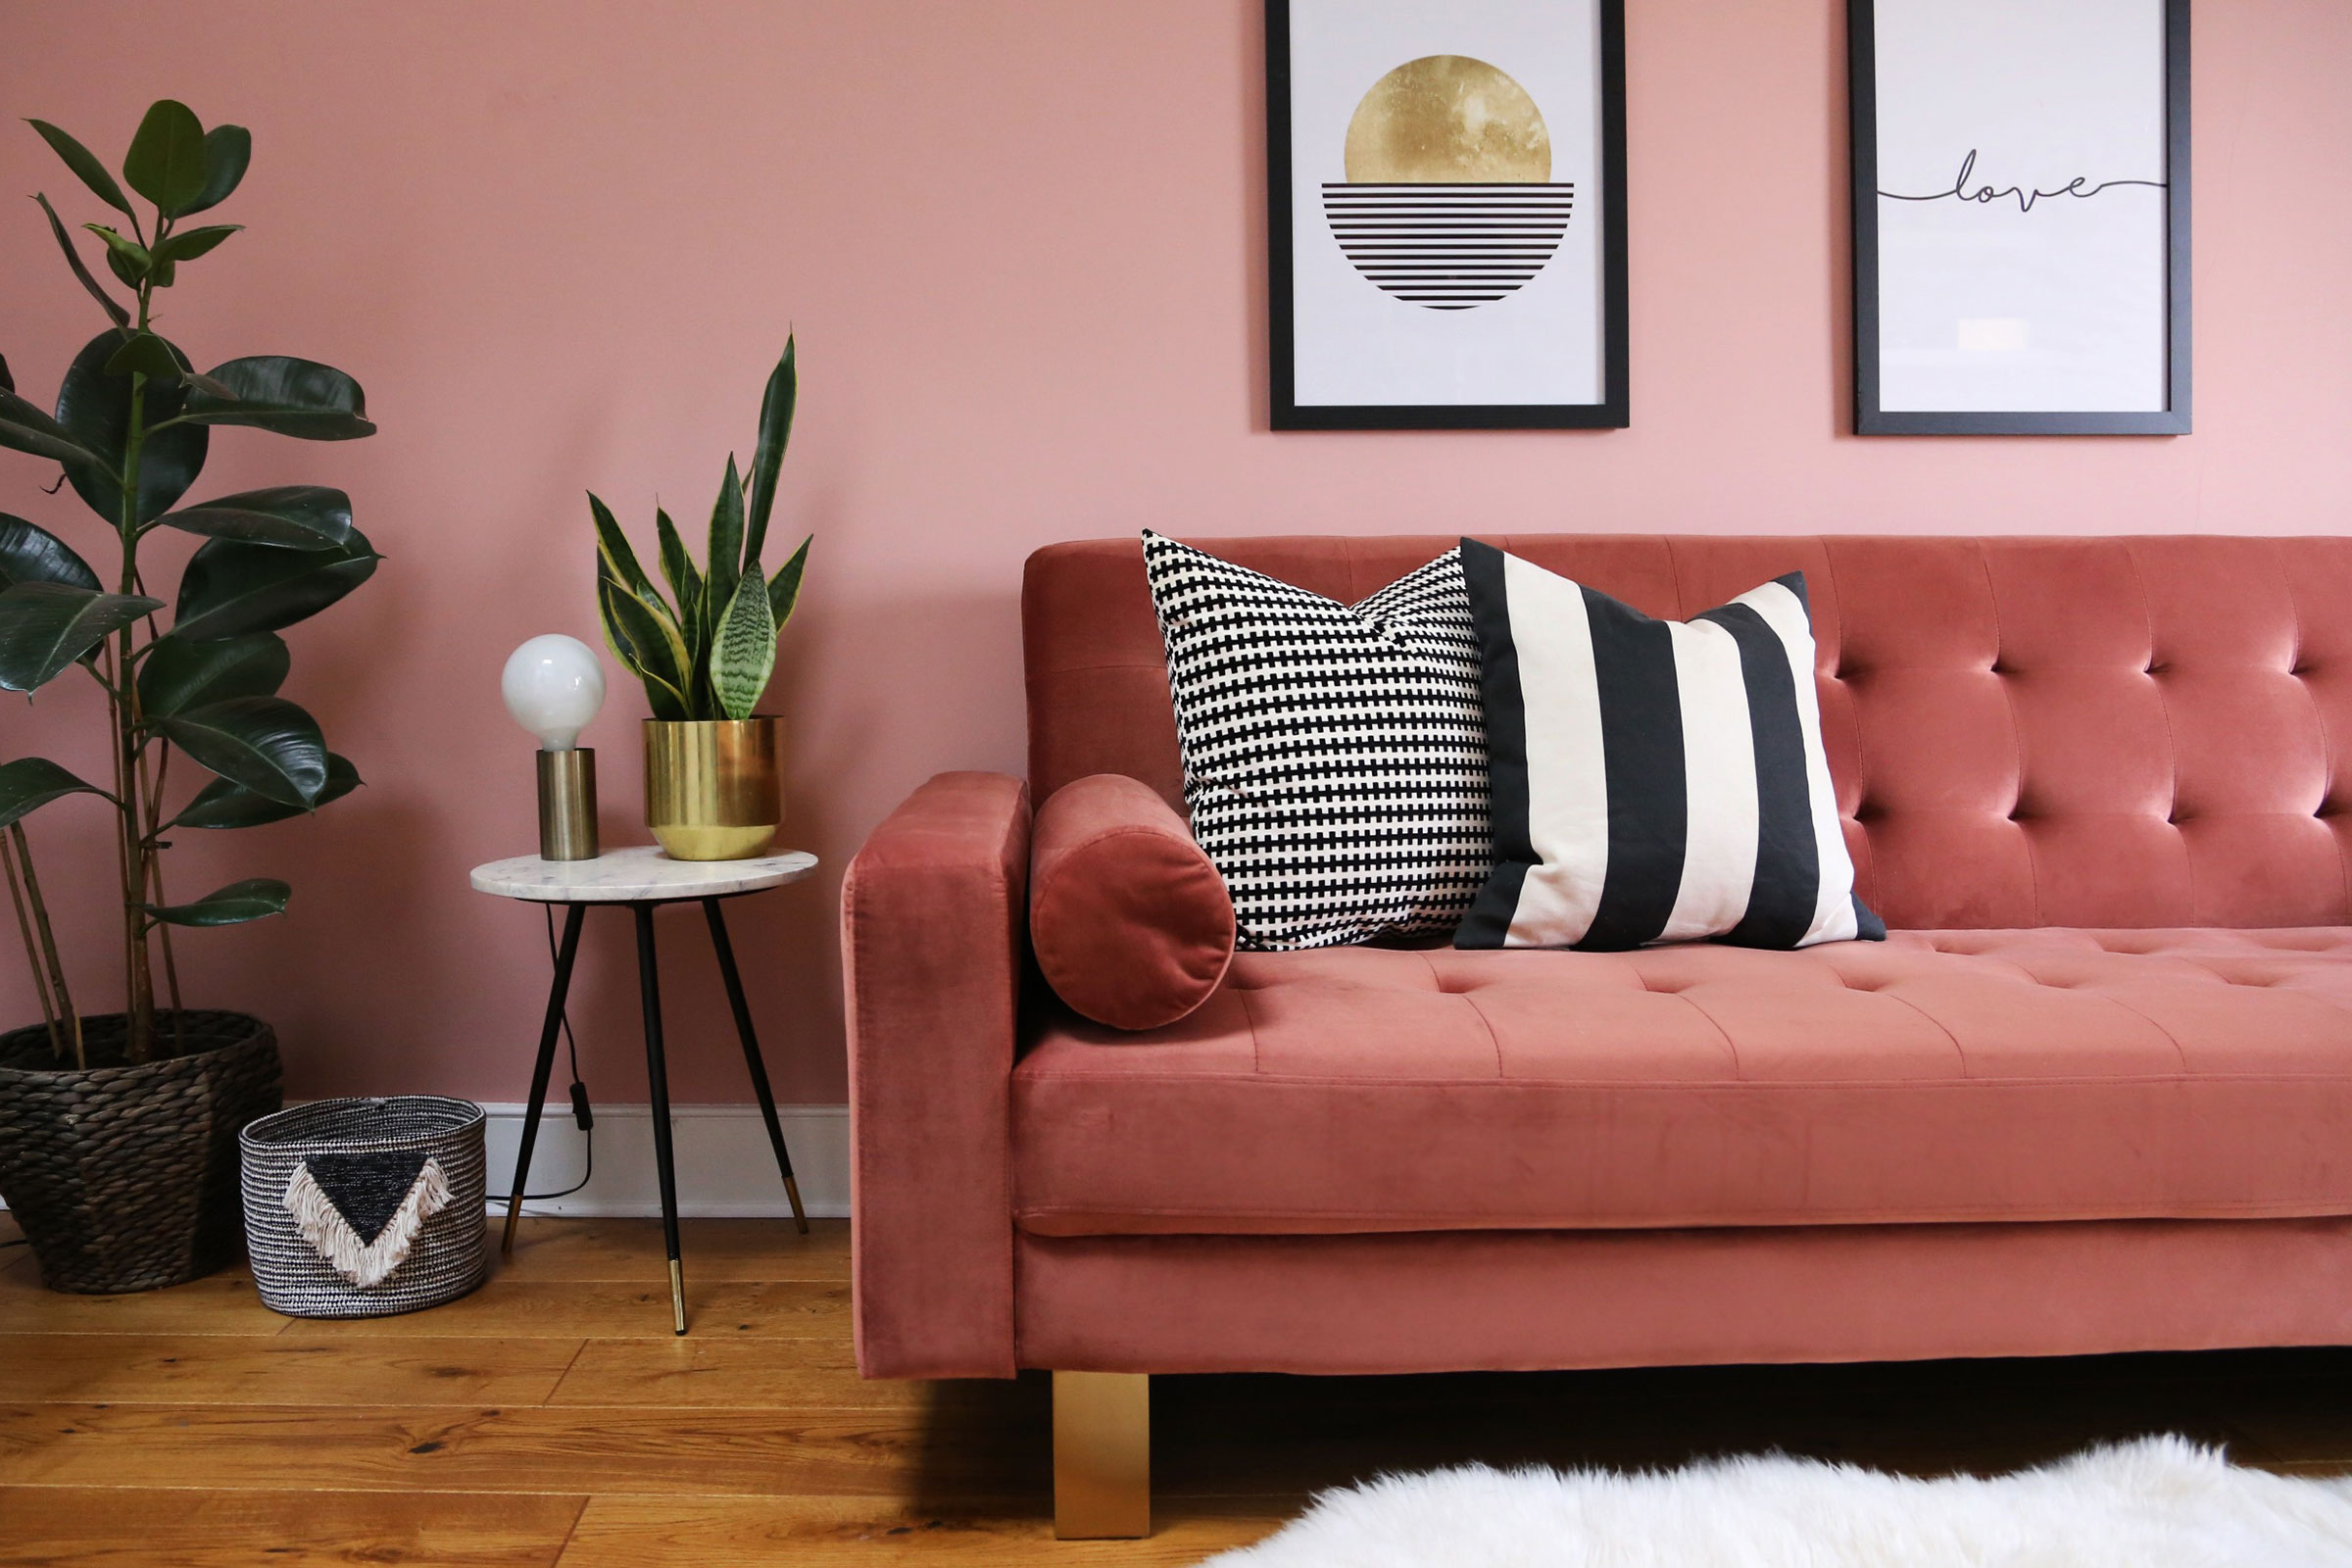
[1203,1437,2352,1567]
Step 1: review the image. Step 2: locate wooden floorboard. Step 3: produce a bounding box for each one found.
[4,1214,2352,1564]
[0,1487,585,1567]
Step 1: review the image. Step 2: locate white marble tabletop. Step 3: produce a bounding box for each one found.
[470,844,819,903]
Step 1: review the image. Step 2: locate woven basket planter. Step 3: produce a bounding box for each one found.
[0,1011,282,1295]
[240,1096,487,1318]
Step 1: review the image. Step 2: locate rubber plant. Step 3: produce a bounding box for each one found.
[0,100,378,1068]
[591,340,811,720]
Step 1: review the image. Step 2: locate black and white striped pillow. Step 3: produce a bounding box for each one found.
[1456,538,1884,951]
[1141,532,1489,951]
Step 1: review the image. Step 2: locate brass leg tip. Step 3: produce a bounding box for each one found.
[668,1257,687,1336]
[500,1198,523,1259]
[784,1175,808,1234]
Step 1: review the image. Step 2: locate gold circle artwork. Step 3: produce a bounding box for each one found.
[1325,55,1573,310]
[1344,55,1551,184]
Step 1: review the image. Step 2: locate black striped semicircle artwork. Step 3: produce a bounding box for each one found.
[1323,182,1575,311]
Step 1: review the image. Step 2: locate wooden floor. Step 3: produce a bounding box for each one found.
[6,1212,2352,1566]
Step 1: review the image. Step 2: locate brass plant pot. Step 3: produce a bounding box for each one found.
[644,717,784,860]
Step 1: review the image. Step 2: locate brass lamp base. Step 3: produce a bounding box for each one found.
[536,749,600,860]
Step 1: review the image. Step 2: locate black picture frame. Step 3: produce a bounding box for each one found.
[1849,0,2192,436]
[1266,0,1631,431]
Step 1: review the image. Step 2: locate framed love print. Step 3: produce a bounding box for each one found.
[1266,0,1629,430]
[1850,0,2191,434]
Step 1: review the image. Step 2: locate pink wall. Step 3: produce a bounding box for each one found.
[3,1,2348,1103]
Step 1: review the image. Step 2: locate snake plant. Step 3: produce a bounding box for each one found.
[0,101,379,1067]
[591,341,811,722]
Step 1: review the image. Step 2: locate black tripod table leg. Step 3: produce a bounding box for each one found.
[505,903,586,1258]
[704,898,808,1234]
[635,902,688,1335]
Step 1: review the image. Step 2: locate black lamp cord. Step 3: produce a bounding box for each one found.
[515,904,595,1203]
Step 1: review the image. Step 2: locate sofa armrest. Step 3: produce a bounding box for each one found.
[844,770,1032,1378]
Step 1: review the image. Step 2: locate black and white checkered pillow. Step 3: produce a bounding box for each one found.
[1141,531,1489,951]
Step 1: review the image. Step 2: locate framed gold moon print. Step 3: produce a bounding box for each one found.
[1266,0,1629,430]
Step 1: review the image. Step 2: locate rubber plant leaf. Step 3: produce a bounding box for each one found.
[0,514,101,591]
[710,561,774,721]
[175,356,375,439]
[0,757,116,830]
[55,329,208,525]
[25,119,135,216]
[182,125,251,216]
[32,193,130,327]
[153,694,327,807]
[0,384,103,470]
[105,331,183,380]
[742,337,795,567]
[137,631,289,718]
[146,876,291,927]
[172,753,359,830]
[765,533,812,630]
[82,223,153,278]
[172,530,379,641]
[0,581,163,692]
[152,484,352,549]
[151,223,240,266]
[122,99,209,217]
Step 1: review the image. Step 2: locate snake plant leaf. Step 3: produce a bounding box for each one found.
[0,757,116,830]
[654,506,703,636]
[146,876,291,927]
[0,383,104,471]
[172,529,379,641]
[151,223,240,266]
[172,752,359,830]
[122,99,209,217]
[33,193,130,327]
[0,353,11,392]
[0,514,100,592]
[175,356,375,440]
[705,453,744,641]
[105,330,183,380]
[26,120,135,217]
[0,581,164,692]
[182,125,251,216]
[766,533,811,630]
[710,561,775,721]
[153,484,352,549]
[155,695,327,807]
[598,575,693,719]
[742,337,795,568]
[137,630,289,718]
[589,492,662,607]
[55,329,208,525]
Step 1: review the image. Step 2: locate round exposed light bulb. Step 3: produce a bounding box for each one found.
[502,635,605,751]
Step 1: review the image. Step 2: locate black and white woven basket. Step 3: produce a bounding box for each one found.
[239,1097,487,1318]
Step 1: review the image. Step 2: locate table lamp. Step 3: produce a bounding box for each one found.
[502,634,606,860]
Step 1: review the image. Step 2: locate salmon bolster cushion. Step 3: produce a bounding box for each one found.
[1030,774,1237,1031]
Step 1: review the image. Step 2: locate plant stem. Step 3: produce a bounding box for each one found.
[117,283,155,1061]
[8,825,81,1070]
[1,829,65,1059]
[136,742,184,1053]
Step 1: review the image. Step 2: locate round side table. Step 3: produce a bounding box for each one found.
[470,844,819,1334]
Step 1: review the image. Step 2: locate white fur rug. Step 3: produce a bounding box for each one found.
[1204,1438,2352,1567]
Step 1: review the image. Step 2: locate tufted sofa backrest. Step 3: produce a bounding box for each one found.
[1023,535,2352,932]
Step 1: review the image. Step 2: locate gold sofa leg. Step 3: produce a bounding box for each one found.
[1053,1371,1151,1539]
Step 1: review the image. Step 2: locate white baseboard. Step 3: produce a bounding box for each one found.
[0,1102,853,1222]
[483,1102,850,1219]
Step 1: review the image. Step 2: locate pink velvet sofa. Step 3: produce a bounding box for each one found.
[845,534,2352,1536]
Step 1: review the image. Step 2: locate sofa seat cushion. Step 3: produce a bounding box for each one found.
[1010,929,2352,1237]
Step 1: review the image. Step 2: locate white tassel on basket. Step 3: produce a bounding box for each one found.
[281,1157,451,1289]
